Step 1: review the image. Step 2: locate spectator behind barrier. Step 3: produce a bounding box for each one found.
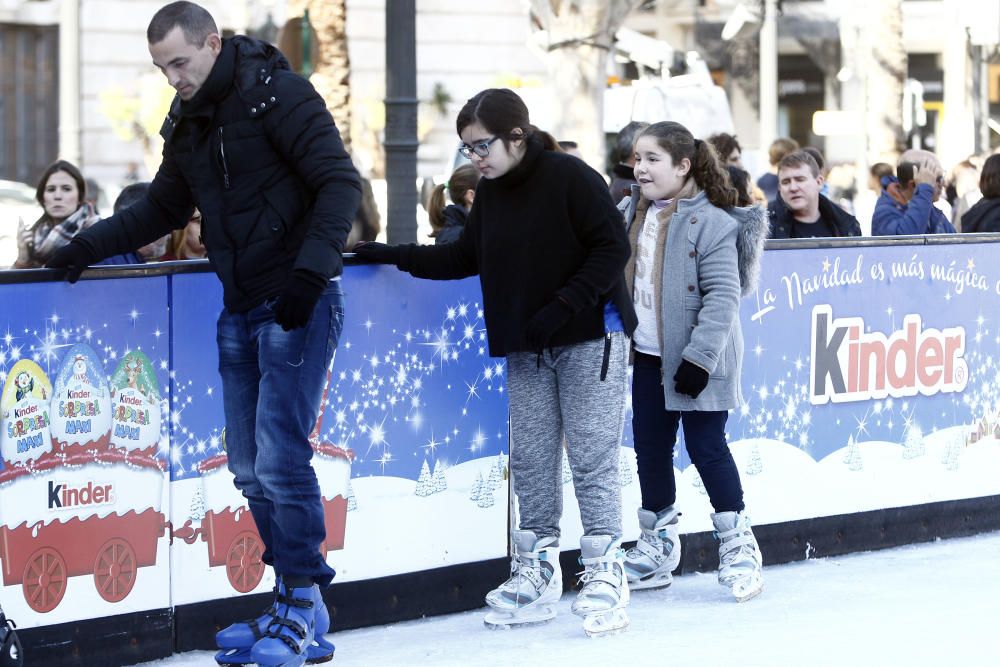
[768,150,861,239]
[557,140,582,159]
[948,159,983,231]
[609,121,648,201]
[427,164,480,245]
[709,132,743,168]
[14,160,100,269]
[94,182,149,265]
[872,150,955,235]
[756,137,799,203]
[162,208,206,260]
[960,154,1000,234]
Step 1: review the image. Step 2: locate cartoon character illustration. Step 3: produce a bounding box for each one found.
[125,357,146,397]
[71,355,90,385]
[14,372,35,402]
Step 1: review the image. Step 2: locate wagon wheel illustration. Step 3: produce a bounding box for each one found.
[94,538,138,603]
[22,547,68,613]
[226,531,265,593]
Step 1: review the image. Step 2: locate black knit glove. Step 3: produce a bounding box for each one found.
[273,271,327,331]
[674,359,710,399]
[46,240,96,284]
[525,300,573,352]
[352,241,401,265]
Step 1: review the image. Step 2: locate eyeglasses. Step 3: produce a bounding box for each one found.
[459,136,501,159]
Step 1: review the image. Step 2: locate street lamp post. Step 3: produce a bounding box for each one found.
[759,0,778,153]
[384,0,419,244]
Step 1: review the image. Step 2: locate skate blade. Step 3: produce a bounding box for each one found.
[581,609,630,638]
[734,582,764,603]
[627,571,674,591]
[483,607,556,629]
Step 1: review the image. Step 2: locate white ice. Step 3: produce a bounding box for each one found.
[137,530,999,666]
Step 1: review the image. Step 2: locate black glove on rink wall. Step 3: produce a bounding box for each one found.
[674,359,710,399]
[352,241,401,265]
[525,299,573,351]
[273,270,327,331]
[45,240,96,283]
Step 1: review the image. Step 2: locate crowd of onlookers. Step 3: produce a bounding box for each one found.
[3,159,205,270]
[8,132,1000,268]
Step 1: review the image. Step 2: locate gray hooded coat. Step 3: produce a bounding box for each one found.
[620,183,769,411]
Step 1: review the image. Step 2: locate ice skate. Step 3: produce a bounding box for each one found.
[215,580,334,665]
[483,530,562,629]
[572,535,630,638]
[247,580,325,667]
[624,506,681,591]
[712,511,764,603]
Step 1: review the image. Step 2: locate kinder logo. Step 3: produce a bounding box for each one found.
[47,480,115,510]
[810,305,967,405]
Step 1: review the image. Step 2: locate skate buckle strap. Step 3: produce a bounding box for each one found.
[632,537,667,563]
[263,617,308,654]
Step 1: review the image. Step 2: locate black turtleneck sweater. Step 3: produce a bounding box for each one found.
[398,137,637,357]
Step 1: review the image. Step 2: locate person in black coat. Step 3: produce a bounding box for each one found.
[47,4,359,663]
[608,121,648,201]
[356,88,637,636]
[768,151,861,238]
[961,154,1000,234]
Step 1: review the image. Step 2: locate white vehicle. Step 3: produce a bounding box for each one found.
[0,180,39,268]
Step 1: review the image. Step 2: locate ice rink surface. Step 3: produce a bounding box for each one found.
[139,530,998,667]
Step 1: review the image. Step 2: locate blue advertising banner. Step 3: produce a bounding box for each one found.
[0,278,171,628]
[2,240,999,632]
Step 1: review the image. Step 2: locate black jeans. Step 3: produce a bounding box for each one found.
[631,351,744,514]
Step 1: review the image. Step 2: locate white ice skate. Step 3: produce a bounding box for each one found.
[483,530,562,629]
[711,511,764,603]
[624,506,681,591]
[571,535,630,638]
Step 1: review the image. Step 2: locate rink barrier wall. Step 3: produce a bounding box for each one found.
[5,233,1000,666]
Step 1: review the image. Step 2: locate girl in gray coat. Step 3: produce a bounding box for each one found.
[620,121,768,602]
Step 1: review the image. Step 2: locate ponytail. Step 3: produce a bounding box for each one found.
[428,184,447,235]
[638,122,739,209]
[528,125,561,152]
[691,139,737,208]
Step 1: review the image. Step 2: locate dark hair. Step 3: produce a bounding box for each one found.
[768,137,800,166]
[147,1,218,47]
[637,121,737,208]
[35,160,86,208]
[708,133,741,161]
[428,164,480,234]
[981,154,1000,199]
[615,121,648,164]
[778,150,821,178]
[726,166,753,207]
[557,141,578,151]
[455,88,559,152]
[897,161,916,185]
[802,146,825,171]
[113,182,152,213]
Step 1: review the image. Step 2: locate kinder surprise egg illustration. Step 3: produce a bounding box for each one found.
[109,351,161,451]
[1,359,54,466]
[50,344,112,450]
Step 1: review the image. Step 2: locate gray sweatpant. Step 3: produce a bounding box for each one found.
[506,331,628,542]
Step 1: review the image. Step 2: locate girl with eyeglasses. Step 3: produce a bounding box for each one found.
[355,88,637,637]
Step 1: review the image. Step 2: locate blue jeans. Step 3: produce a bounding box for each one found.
[632,351,744,514]
[217,282,344,586]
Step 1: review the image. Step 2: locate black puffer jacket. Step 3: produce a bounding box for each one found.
[72,37,361,312]
[768,193,861,238]
[960,197,1000,233]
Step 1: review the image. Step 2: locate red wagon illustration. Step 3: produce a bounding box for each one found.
[172,443,353,594]
[0,444,167,613]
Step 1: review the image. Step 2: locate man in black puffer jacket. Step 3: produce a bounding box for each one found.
[47,3,359,664]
